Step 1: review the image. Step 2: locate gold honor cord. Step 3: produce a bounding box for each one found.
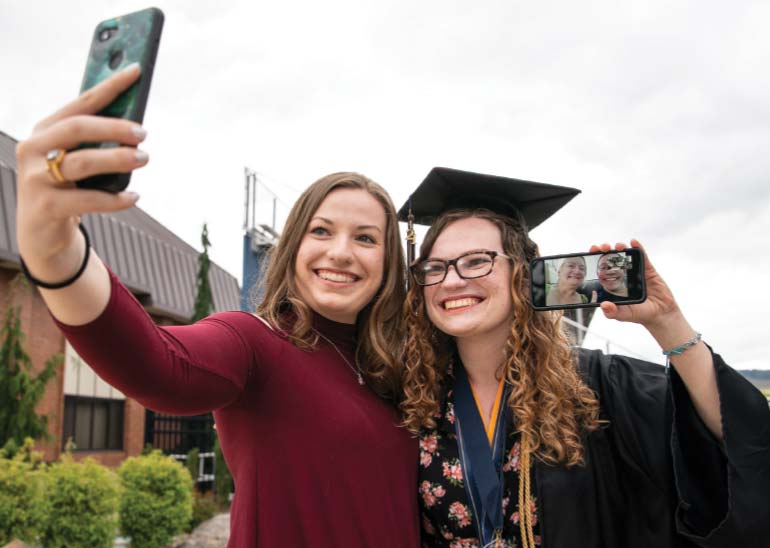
[517,435,536,548]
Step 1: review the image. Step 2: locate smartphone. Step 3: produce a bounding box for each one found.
[530,248,646,311]
[75,7,164,193]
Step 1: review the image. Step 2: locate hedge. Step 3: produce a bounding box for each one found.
[0,453,45,545]
[39,456,121,548]
[119,450,193,548]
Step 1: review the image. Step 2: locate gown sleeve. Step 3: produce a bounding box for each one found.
[53,267,256,415]
[585,347,770,548]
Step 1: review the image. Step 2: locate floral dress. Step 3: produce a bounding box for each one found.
[419,382,542,548]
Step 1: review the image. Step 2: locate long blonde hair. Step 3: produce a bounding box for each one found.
[401,209,600,466]
[256,172,406,399]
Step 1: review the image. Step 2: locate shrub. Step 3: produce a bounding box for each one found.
[189,490,220,531]
[0,452,45,545]
[213,436,233,505]
[119,450,193,548]
[40,456,121,548]
[186,446,200,484]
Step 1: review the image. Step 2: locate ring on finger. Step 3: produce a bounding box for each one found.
[45,149,68,184]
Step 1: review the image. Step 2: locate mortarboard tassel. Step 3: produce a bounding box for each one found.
[406,197,416,288]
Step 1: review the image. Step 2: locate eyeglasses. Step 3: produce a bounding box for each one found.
[410,250,513,286]
[597,255,631,272]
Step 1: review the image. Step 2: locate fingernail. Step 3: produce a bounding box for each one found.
[132,127,147,141]
[123,191,140,203]
[135,150,149,164]
[122,62,141,73]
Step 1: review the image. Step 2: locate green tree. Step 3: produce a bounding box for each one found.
[191,223,214,323]
[188,225,220,486]
[186,446,200,484]
[0,275,60,451]
[213,435,233,505]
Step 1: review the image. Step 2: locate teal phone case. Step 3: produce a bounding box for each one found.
[76,7,164,192]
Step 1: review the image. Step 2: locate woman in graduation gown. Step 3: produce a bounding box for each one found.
[399,167,770,548]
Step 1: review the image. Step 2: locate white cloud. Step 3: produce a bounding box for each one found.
[1,0,768,368]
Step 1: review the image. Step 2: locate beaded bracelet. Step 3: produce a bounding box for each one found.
[662,332,702,356]
[19,224,91,290]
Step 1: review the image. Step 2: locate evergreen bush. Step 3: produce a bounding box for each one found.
[40,455,121,548]
[191,223,214,323]
[189,490,220,531]
[213,436,234,505]
[0,446,45,546]
[0,275,59,448]
[119,450,193,548]
[186,446,200,484]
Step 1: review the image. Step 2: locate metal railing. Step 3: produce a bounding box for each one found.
[561,315,658,363]
[169,451,216,484]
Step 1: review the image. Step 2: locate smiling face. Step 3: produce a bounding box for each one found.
[423,217,513,341]
[597,253,627,294]
[294,188,386,324]
[557,257,586,289]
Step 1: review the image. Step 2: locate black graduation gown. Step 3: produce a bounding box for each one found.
[536,348,770,548]
[418,347,770,547]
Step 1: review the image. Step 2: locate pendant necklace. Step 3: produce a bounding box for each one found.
[313,329,365,386]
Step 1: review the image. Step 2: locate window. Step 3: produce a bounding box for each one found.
[62,396,124,451]
[62,342,126,451]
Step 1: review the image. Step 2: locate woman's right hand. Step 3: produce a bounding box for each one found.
[16,63,149,281]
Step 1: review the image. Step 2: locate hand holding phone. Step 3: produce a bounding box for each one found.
[76,7,164,192]
[530,248,647,311]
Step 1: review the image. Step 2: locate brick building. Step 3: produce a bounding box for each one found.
[0,130,240,466]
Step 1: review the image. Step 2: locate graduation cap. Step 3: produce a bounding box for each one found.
[398,167,581,268]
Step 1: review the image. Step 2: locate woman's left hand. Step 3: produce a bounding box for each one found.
[592,241,722,440]
[589,239,680,330]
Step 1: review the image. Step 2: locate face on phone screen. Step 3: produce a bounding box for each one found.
[530,249,646,310]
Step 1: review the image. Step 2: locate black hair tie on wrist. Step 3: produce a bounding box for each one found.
[19,224,91,290]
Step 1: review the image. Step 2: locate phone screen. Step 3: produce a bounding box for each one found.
[530,248,646,310]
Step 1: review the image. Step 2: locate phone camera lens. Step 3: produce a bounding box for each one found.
[99,29,114,42]
[109,50,124,70]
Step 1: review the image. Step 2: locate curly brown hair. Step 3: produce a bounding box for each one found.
[401,209,600,466]
[255,172,406,400]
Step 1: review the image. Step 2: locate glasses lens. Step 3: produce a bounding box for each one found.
[414,260,447,285]
[457,253,494,278]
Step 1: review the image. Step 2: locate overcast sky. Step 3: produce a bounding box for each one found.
[1,0,768,369]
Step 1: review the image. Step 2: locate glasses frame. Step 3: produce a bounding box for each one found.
[410,250,513,287]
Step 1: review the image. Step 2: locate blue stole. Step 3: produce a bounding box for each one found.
[453,362,508,546]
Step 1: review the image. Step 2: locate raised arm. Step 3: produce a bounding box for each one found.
[590,239,722,440]
[15,64,146,326]
[15,65,256,414]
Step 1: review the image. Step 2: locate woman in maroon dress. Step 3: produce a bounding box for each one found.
[15,65,419,547]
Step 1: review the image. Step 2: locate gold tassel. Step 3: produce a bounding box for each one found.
[406,211,416,266]
[517,434,536,548]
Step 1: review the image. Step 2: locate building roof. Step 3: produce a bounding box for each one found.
[0,131,240,322]
[0,130,16,170]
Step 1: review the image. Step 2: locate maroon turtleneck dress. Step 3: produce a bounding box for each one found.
[54,269,419,547]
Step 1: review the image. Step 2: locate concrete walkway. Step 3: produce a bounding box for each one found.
[173,513,230,548]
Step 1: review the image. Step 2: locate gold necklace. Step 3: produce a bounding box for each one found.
[313,329,365,386]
